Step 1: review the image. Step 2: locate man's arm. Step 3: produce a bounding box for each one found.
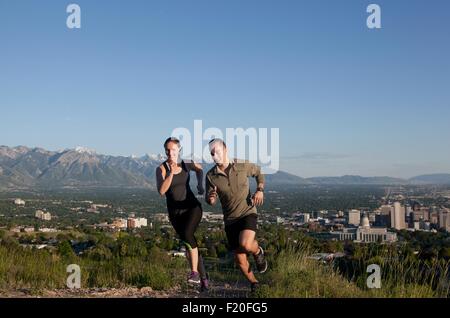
[247,162,265,206]
[205,174,218,205]
[247,162,265,189]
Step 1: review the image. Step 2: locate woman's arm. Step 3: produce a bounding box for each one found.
[186,161,204,194]
[156,164,174,196]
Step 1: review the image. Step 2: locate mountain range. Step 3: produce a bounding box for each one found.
[1,145,449,190]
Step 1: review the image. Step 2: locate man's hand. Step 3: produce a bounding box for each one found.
[208,186,218,205]
[252,190,264,207]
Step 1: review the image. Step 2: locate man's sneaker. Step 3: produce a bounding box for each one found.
[200,278,209,292]
[187,271,201,284]
[254,247,268,273]
[250,282,259,293]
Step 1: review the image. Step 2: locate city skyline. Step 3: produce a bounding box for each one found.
[1,143,449,180]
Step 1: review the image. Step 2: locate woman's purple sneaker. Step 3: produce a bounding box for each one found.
[200,278,209,291]
[187,271,201,284]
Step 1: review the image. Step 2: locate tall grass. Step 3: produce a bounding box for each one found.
[254,243,366,298]
[0,242,186,292]
[349,246,450,298]
[0,239,448,298]
[253,242,449,298]
[0,244,66,290]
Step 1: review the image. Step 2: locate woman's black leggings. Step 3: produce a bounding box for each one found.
[168,205,202,249]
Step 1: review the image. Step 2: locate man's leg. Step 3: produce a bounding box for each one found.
[239,229,259,255]
[234,251,258,284]
[239,229,268,274]
[233,230,259,283]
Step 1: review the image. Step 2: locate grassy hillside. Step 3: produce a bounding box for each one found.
[0,231,448,298]
[254,243,449,298]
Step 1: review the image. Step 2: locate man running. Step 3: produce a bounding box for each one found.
[205,138,267,293]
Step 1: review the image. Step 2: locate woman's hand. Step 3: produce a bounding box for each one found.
[167,160,178,173]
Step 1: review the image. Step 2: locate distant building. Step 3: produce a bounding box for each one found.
[11,227,21,233]
[412,208,430,222]
[380,205,392,216]
[136,217,147,227]
[127,218,136,229]
[348,209,361,226]
[331,214,397,243]
[328,210,339,218]
[375,214,390,227]
[405,205,412,215]
[39,228,58,233]
[203,212,223,223]
[430,211,439,224]
[112,218,128,230]
[331,223,345,231]
[92,204,109,209]
[390,202,406,230]
[331,217,346,224]
[127,217,148,229]
[422,220,431,231]
[439,210,450,232]
[299,213,310,224]
[153,213,169,223]
[35,210,51,221]
[14,198,26,206]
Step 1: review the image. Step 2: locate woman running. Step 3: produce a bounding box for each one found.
[156,137,208,291]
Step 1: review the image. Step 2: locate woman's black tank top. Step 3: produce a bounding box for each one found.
[163,160,200,211]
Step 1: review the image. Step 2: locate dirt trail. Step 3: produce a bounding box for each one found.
[0,281,252,298]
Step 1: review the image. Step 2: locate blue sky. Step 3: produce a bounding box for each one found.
[1,0,449,178]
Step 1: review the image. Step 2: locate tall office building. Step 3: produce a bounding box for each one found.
[348,209,361,226]
[390,202,406,230]
[439,210,450,232]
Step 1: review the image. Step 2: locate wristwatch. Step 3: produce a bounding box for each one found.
[256,187,264,193]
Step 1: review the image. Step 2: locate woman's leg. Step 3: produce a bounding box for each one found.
[186,247,206,279]
[184,245,199,273]
[180,206,204,275]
